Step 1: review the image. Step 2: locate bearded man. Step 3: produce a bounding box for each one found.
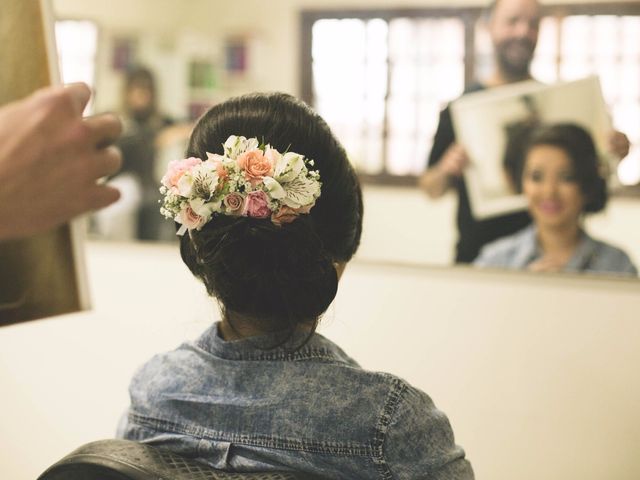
[419,0,629,263]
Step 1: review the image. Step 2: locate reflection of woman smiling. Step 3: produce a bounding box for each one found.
[475,124,637,276]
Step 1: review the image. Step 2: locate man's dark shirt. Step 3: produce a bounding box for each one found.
[427,83,531,263]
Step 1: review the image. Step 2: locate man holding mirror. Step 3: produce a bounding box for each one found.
[419,0,630,264]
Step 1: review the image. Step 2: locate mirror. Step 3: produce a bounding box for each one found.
[52,0,640,279]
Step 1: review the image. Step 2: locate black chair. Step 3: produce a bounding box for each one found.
[38,439,313,480]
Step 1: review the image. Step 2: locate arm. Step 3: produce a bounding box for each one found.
[419,106,469,199]
[0,83,122,240]
[419,144,469,199]
[382,383,474,480]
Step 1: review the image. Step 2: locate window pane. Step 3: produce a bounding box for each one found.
[312,15,464,176]
[389,17,464,174]
[55,20,98,114]
[531,17,559,83]
[312,18,388,174]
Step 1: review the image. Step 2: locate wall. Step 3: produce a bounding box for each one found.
[0,242,639,480]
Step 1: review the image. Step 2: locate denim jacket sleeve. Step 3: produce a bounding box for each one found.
[382,382,474,480]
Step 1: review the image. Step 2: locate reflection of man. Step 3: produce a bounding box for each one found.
[419,0,629,263]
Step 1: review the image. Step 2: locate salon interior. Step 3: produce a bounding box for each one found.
[1,0,640,479]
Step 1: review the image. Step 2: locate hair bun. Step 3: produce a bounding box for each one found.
[179,92,362,338]
[181,215,338,328]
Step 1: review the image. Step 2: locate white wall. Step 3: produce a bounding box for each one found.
[0,242,639,480]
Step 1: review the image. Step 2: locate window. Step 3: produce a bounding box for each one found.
[301,4,640,189]
[55,20,99,113]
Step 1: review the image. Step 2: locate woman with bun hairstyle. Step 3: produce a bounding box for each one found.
[475,123,637,276]
[119,93,474,479]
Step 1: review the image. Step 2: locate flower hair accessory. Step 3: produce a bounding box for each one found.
[159,135,322,235]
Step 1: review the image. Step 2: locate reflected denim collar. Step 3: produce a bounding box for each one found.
[194,323,353,363]
[518,224,597,270]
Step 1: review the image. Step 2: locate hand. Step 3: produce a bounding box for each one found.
[608,130,630,159]
[527,256,565,273]
[438,143,470,178]
[0,83,123,240]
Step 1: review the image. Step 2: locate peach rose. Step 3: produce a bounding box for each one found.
[243,190,271,218]
[271,205,298,225]
[223,193,245,215]
[237,149,274,186]
[294,201,314,215]
[162,157,202,190]
[271,202,315,225]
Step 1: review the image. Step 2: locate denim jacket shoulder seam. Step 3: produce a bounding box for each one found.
[371,377,408,480]
[128,411,374,457]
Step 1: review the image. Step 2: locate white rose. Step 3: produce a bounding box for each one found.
[264,146,281,167]
[177,171,195,197]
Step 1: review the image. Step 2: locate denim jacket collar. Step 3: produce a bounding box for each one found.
[195,323,356,364]
[512,224,594,270]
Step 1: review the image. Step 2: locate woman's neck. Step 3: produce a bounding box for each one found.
[218,314,315,341]
[536,223,582,259]
[219,317,266,341]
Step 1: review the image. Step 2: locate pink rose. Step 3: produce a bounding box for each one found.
[223,193,245,215]
[237,149,274,186]
[243,190,271,218]
[162,157,202,190]
[177,206,206,230]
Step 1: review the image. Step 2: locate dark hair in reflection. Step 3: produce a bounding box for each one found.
[179,93,363,342]
[524,123,607,213]
[502,95,541,193]
[123,66,158,120]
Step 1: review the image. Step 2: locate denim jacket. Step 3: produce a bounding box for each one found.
[119,323,473,480]
[475,225,638,276]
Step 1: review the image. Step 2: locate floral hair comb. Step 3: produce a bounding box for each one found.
[159,135,322,235]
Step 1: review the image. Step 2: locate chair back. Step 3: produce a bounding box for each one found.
[38,439,312,480]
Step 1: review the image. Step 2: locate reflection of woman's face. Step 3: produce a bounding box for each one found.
[126,85,153,111]
[522,145,585,230]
